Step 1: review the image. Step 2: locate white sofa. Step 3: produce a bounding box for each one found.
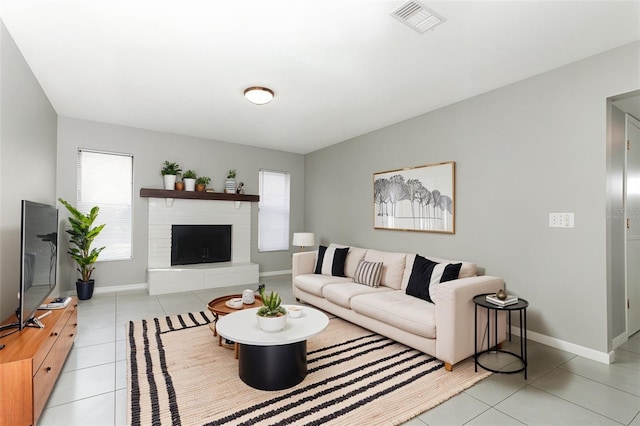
[292,243,507,371]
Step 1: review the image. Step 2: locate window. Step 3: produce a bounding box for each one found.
[77,149,133,261]
[258,169,290,252]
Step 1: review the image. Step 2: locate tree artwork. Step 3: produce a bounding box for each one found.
[373,162,455,233]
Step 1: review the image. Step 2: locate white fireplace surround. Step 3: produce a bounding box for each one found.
[146,197,258,295]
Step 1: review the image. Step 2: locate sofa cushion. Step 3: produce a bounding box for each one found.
[364,250,406,290]
[405,255,462,303]
[351,291,436,339]
[314,245,349,277]
[295,274,352,297]
[353,259,383,287]
[329,244,367,278]
[401,254,477,289]
[323,283,392,309]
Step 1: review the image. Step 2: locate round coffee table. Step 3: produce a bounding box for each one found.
[216,306,329,391]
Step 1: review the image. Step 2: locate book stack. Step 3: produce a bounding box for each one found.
[486,294,518,307]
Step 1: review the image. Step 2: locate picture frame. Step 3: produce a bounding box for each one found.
[373,161,455,233]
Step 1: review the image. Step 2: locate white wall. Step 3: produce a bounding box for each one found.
[304,41,640,354]
[0,21,57,320]
[56,117,305,293]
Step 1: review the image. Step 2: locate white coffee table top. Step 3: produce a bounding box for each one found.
[216,305,329,346]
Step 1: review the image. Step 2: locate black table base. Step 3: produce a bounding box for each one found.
[238,341,307,390]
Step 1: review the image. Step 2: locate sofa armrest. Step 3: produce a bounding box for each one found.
[292,251,317,282]
[434,275,506,366]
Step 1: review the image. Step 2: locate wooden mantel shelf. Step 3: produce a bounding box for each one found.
[140,188,259,202]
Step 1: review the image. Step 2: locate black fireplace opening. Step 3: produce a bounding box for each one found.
[171,224,232,266]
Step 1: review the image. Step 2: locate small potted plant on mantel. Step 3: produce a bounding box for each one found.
[256,286,287,332]
[225,169,237,194]
[161,161,181,190]
[195,176,211,192]
[58,198,106,300]
[183,169,197,191]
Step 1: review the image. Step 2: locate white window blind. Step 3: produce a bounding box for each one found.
[77,149,133,261]
[258,169,290,252]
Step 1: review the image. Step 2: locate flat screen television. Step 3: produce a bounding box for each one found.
[16,200,58,330]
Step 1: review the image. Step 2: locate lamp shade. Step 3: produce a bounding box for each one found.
[292,232,315,248]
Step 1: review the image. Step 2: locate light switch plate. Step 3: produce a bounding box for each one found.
[549,213,575,228]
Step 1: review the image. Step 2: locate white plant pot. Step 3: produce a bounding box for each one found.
[225,178,236,194]
[183,178,196,191]
[163,174,177,190]
[256,314,287,332]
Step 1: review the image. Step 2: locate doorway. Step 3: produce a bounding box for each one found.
[626,113,640,336]
[609,90,640,348]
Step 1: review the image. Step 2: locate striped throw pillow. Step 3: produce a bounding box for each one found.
[353,259,384,287]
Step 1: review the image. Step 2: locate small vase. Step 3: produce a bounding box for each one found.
[196,183,206,192]
[174,181,184,191]
[184,178,196,191]
[163,174,177,190]
[496,289,507,300]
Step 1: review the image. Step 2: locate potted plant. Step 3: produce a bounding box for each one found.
[195,176,211,192]
[183,169,197,191]
[161,161,182,190]
[256,286,287,332]
[225,169,237,194]
[58,198,106,300]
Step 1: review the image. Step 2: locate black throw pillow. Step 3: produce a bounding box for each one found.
[314,245,327,274]
[405,255,438,303]
[331,247,350,277]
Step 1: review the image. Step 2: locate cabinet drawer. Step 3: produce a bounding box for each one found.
[32,349,62,422]
[32,322,65,376]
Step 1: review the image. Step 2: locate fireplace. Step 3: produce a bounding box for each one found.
[171,224,232,266]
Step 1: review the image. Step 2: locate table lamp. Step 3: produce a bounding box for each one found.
[292,232,315,251]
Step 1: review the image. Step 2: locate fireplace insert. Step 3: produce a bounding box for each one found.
[171,224,232,266]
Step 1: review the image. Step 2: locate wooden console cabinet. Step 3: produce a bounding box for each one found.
[0,298,78,426]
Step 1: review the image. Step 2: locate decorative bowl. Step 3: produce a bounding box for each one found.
[288,306,303,318]
[226,298,244,309]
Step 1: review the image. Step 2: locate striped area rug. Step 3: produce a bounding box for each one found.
[127,311,490,426]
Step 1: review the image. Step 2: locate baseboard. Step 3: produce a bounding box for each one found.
[259,270,292,277]
[612,331,628,350]
[63,282,148,297]
[510,326,614,365]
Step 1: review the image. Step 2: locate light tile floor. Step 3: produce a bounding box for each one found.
[38,275,640,426]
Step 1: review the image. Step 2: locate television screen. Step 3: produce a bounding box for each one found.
[19,200,58,329]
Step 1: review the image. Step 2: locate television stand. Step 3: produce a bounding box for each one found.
[0,297,78,425]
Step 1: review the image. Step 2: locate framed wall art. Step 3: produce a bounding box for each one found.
[373,161,455,233]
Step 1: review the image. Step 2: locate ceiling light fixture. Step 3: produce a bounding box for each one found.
[244,86,275,105]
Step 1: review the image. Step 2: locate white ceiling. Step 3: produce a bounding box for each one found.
[0,1,639,154]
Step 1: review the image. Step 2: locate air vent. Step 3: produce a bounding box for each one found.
[391,1,446,34]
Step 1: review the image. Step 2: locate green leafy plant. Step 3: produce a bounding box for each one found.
[183,169,197,179]
[257,286,286,317]
[161,161,181,176]
[196,176,211,185]
[227,169,237,179]
[58,198,106,282]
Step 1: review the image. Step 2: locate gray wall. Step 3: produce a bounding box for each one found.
[0,21,57,320]
[56,117,305,293]
[304,41,640,354]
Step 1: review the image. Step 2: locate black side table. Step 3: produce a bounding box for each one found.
[473,293,529,379]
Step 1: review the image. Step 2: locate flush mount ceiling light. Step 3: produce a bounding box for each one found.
[244,86,275,105]
[391,1,446,34]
